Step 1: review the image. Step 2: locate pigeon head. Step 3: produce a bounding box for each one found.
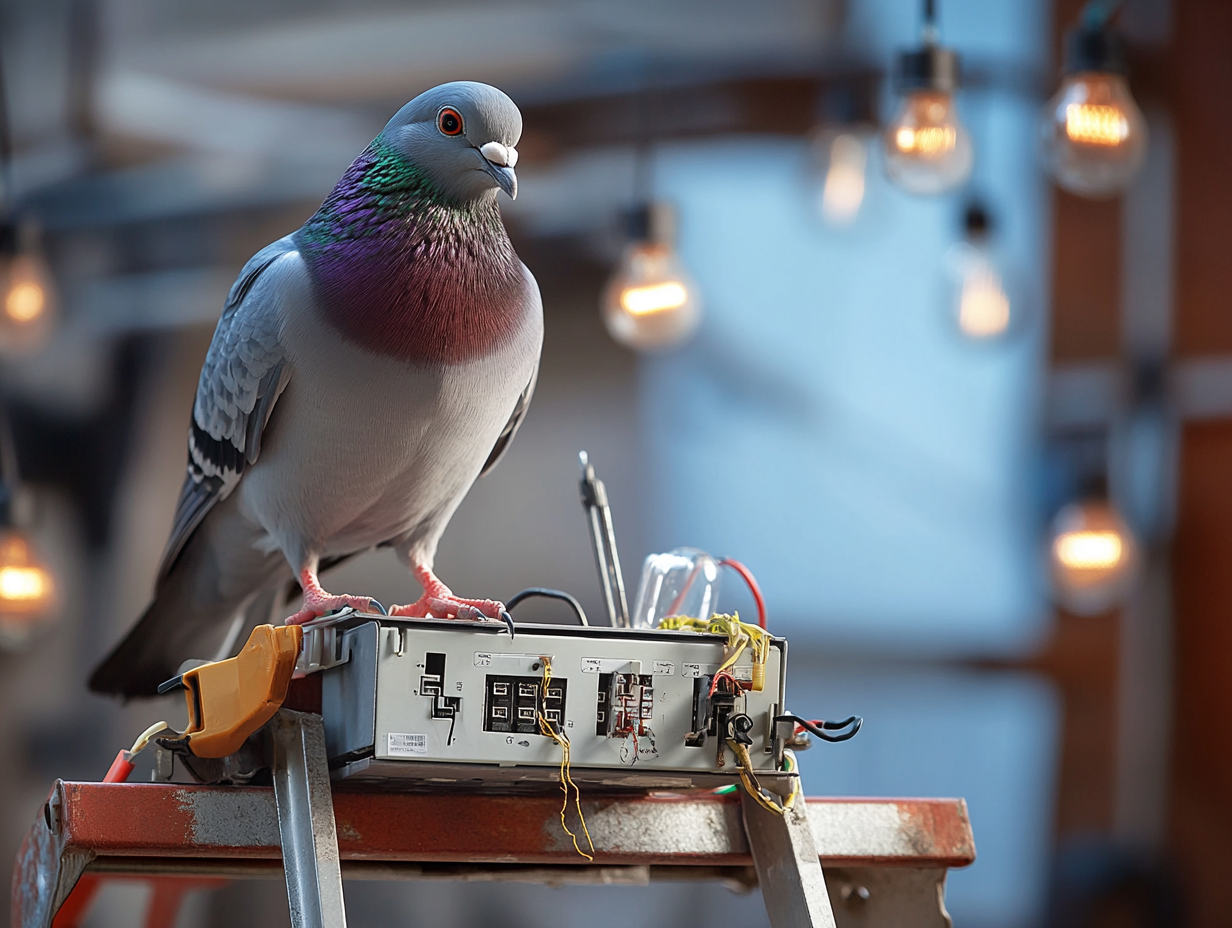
[380,81,521,202]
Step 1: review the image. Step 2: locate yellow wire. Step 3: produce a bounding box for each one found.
[537,657,594,861]
[728,739,798,815]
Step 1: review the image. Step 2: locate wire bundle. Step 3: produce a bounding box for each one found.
[658,612,771,692]
[535,656,595,860]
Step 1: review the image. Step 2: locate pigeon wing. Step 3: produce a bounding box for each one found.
[157,238,297,582]
[480,359,538,478]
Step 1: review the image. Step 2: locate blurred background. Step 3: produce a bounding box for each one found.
[0,0,1226,925]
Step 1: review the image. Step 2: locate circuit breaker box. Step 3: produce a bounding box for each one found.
[306,614,791,791]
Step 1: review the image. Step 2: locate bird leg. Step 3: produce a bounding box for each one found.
[389,564,505,621]
[286,567,380,625]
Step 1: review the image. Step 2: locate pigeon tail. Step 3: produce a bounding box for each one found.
[89,502,289,698]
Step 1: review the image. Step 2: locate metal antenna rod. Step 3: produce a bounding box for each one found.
[578,451,630,627]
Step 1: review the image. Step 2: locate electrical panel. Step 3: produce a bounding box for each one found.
[307,614,790,791]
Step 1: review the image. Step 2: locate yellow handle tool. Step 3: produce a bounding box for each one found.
[159,624,303,759]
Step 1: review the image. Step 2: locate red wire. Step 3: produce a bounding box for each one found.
[718,558,767,629]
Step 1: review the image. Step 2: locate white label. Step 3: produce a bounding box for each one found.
[580,657,641,674]
[387,733,428,756]
[474,652,542,666]
[682,662,720,678]
[653,661,676,676]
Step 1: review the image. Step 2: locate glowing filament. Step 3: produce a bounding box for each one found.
[895,125,956,156]
[1065,104,1129,147]
[959,269,1011,338]
[1054,530,1124,571]
[6,282,45,323]
[0,565,49,602]
[620,281,689,316]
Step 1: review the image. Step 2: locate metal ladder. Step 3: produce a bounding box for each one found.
[268,709,836,928]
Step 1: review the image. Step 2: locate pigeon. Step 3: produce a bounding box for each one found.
[90,81,542,697]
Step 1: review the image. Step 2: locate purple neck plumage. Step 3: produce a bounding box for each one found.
[294,137,528,365]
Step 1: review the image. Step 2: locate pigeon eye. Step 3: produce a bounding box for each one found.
[437,107,464,136]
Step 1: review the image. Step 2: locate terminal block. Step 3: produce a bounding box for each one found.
[483,674,567,735]
[684,674,739,748]
[595,672,654,738]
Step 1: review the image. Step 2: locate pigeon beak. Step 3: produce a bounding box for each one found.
[479,142,518,200]
[491,164,517,200]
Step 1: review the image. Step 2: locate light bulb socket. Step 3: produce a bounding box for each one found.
[814,76,878,128]
[624,202,676,246]
[1063,24,1127,76]
[894,44,960,95]
[963,202,992,240]
[0,223,17,259]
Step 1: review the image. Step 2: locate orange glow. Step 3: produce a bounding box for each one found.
[0,565,49,602]
[1065,103,1130,147]
[5,280,46,323]
[619,281,689,316]
[0,533,55,616]
[894,124,957,156]
[1053,530,1124,571]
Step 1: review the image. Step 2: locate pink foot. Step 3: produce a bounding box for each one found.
[286,569,379,625]
[389,565,505,621]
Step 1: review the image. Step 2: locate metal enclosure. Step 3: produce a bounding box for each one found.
[313,614,790,790]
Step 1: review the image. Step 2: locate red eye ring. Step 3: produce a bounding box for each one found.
[437,107,464,136]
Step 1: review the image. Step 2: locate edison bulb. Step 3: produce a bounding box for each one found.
[810,129,870,226]
[884,92,973,195]
[0,529,57,649]
[602,242,701,351]
[1049,500,1136,615]
[945,241,1013,340]
[0,252,57,357]
[1041,72,1147,197]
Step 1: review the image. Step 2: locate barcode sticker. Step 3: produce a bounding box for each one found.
[387,733,428,756]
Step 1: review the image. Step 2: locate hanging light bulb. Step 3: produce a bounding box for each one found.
[0,528,57,649]
[807,80,878,227]
[0,222,57,358]
[812,129,870,226]
[884,2,973,196]
[1049,498,1136,615]
[944,202,1016,341]
[602,202,702,352]
[1041,16,1146,197]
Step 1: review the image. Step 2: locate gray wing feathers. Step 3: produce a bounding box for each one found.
[481,360,537,477]
[157,238,296,581]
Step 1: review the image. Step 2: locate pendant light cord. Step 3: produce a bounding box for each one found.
[922,0,938,43]
[1081,0,1123,29]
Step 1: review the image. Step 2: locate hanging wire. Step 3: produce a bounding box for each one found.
[921,0,939,43]
[1081,0,1124,29]
[505,588,589,626]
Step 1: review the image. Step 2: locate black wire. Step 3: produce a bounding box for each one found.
[776,714,863,743]
[506,588,589,627]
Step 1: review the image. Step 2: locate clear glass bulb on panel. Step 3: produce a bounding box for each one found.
[884,91,973,196]
[1041,71,1147,197]
[810,128,871,227]
[1049,500,1136,615]
[602,241,701,352]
